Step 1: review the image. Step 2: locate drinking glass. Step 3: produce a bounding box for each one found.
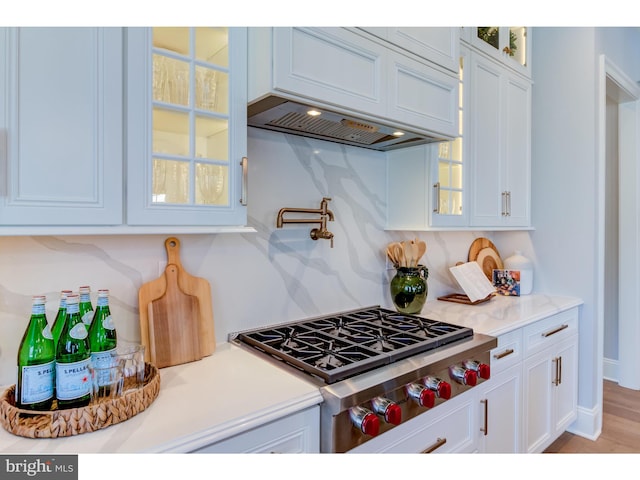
[115,343,146,393]
[89,362,123,404]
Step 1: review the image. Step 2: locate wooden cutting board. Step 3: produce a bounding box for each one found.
[138,237,216,367]
[468,237,501,262]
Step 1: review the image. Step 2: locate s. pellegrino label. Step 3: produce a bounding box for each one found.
[16,295,55,410]
[56,294,91,408]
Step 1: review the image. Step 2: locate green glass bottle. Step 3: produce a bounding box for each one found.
[55,293,92,409]
[89,289,117,366]
[16,295,55,411]
[78,285,94,328]
[51,290,72,347]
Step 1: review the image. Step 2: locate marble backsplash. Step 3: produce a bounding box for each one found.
[0,128,531,386]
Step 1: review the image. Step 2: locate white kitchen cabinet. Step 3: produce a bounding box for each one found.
[522,308,579,453]
[475,329,522,453]
[468,50,531,228]
[0,27,123,226]
[358,27,460,73]
[126,27,248,227]
[190,405,320,453]
[461,26,531,78]
[248,27,459,139]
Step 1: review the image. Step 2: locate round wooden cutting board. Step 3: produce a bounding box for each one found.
[468,237,503,280]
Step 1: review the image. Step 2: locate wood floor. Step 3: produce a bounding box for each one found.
[544,380,640,453]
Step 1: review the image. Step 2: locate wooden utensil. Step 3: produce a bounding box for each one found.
[138,237,216,367]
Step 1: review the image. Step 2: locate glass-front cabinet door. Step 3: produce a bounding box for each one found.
[465,27,530,77]
[127,27,247,227]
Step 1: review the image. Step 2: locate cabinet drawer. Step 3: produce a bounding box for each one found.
[523,308,579,357]
[490,329,523,374]
[361,394,475,453]
[191,406,320,453]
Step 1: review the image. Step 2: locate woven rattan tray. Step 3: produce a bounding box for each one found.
[0,362,160,439]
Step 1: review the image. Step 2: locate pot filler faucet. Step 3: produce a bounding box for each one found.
[276,197,335,247]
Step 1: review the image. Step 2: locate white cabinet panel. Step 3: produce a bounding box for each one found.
[0,27,123,226]
[190,406,320,453]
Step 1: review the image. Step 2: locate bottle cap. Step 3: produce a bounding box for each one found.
[66,294,80,305]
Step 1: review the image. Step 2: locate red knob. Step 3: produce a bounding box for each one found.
[424,376,452,400]
[361,413,380,437]
[385,403,402,425]
[407,383,435,408]
[349,406,380,437]
[437,381,452,400]
[464,369,477,386]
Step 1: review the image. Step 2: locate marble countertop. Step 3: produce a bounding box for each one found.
[0,343,323,454]
[0,294,582,454]
[421,293,583,336]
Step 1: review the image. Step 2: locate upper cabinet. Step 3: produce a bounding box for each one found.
[0,27,124,226]
[358,27,459,73]
[0,27,249,234]
[467,50,531,228]
[461,27,531,78]
[248,27,459,140]
[127,27,248,227]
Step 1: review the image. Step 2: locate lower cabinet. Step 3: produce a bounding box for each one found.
[190,406,320,453]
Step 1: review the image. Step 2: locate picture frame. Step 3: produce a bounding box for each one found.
[492,269,521,296]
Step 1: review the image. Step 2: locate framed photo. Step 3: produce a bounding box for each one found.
[492,269,520,296]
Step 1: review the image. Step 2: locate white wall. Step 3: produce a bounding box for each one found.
[0,127,500,386]
[531,26,640,436]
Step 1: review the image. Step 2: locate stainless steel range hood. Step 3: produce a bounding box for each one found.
[248,95,449,152]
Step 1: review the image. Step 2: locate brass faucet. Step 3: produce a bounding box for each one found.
[276,197,335,247]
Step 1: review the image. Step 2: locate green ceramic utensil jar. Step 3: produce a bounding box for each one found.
[390,265,428,314]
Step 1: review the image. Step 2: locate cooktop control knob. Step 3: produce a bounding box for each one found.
[449,365,478,386]
[407,383,436,408]
[349,405,380,436]
[424,376,452,399]
[464,360,491,380]
[371,396,402,425]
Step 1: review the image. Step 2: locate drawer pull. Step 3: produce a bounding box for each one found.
[493,348,515,360]
[542,324,569,338]
[422,437,447,453]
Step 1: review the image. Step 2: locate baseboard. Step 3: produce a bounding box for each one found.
[566,400,602,440]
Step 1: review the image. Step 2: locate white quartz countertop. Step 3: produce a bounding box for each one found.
[0,343,323,454]
[421,293,583,336]
[0,294,582,454]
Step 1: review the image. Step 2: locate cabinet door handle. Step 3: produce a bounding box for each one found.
[493,348,515,360]
[501,191,507,216]
[240,156,248,206]
[558,356,562,385]
[433,182,440,213]
[553,357,560,386]
[480,399,488,436]
[422,437,447,453]
[506,191,511,216]
[542,324,569,338]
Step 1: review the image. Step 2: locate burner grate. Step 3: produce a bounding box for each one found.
[237,306,473,384]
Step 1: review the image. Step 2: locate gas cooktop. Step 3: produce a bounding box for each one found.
[235,306,474,384]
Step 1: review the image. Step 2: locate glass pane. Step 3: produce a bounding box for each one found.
[195,66,220,111]
[195,27,228,67]
[451,137,462,162]
[152,159,190,204]
[438,142,450,160]
[195,116,228,161]
[438,162,450,188]
[212,70,229,115]
[151,55,190,105]
[509,27,527,67]
[451,164,462,189]
[195,163,228,205]
[438,190,449,215]
[153,108,190,156]
[477,27,499,51]
[153,27,189,55]
[451,191,463,215]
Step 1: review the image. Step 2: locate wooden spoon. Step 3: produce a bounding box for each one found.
[416,241,427,264]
